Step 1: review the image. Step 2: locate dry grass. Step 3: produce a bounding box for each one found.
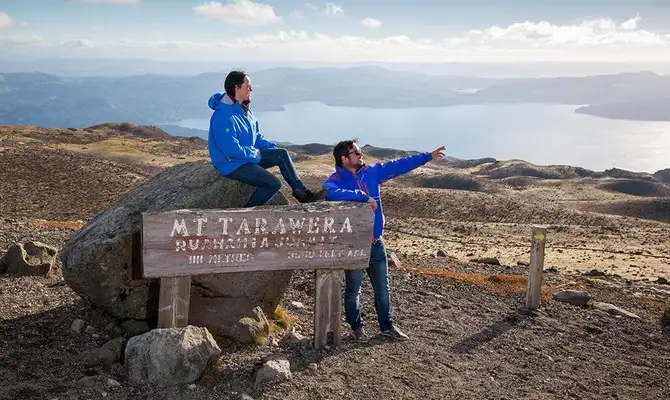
[26,219,85,230]
[254,305,301,346]
[410,267,554,303]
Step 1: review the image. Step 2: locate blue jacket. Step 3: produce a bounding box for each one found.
[207,93,277,175]
[323,152,432,240]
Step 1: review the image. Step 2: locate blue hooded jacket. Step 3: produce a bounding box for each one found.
[322,152,432,240]
[207,93,277,176]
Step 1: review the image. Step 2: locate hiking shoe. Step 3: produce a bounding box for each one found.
[380,326,409,341]
[298,188,328,203]
[352,327,369,342]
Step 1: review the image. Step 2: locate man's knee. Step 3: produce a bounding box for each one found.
[263,175,282,193]
[275,148,292,161]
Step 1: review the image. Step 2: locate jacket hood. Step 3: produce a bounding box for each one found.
[208,92,236,110]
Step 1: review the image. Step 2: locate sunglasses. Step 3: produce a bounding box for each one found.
[348,150,362,156]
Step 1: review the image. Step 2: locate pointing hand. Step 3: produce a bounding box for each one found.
[431,146,446,160]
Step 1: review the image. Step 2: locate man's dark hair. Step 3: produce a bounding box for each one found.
[333,138,358,167]
[224,70,248,99]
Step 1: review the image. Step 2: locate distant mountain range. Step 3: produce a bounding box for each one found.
[1,67,669,129]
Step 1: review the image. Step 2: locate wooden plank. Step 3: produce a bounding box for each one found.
[314,269,343,350]
[141,201,373,278]
[157,276,191,328]
[525,226,547,310]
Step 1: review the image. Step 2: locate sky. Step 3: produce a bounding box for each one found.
[2,0,670,63]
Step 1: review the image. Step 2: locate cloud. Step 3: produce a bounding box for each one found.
[468,16,664,46]
[361,18,381,29]
[0,12,29,30]
[194,0,281,25]
[304,2,343,17]
[70,0,140,4]
[0,35,45,46]
[3,15,669,63]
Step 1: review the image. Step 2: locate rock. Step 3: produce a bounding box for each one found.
[388,252,402,268]
[289,301,304,309]
[308,363,318,372]
[77,375,102,388]
[107,378,121,387]
[71,319,86,333]
[253,356,292,389]
[661,308,670,328]
[0,241,60,277]
[584,269,606,277]
[82,337,126,367]
[470,257,501,266]
[517,261,530,267]
[85,325,96,334]
[591,301,640,319]
[59,161,293,343]
[280,330,307,346]
[125,325,221,386]
[552,290,592,306]
[436,249,448,257]
[189,302,269,345]
[657,277,669,285]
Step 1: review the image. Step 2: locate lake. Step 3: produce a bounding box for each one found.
[174,102,670,173]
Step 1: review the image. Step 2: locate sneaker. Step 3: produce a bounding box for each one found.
[352,327,369,342]
[380,326,409,341]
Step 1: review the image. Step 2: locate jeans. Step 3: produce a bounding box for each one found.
[344,239,393,331]
[227,148,308,207]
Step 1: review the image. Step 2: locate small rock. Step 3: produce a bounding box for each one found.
[585,325,604,335]
[82,337,126,367]
[85,325,95,334]
[280,330,307,346]
[101,392,108,398]
[470,257,500,266]
[187,384,197,390]
[517,261,530,267]
[584,269,606,277]
[544,267,559,273]
[591,301,640,319]
[552,290,592,306]
[661,309,670,328]
[253,357,292,389]
[107,378,121,387]
[240,394,255,400]
[77,375,100,388]
[0,241,60,276]
[657,277,669,285]
[308,363,318,372]
[289,301,304,309]
[436,250,448,257]
[388,252,402,268]
[71,319,85,333]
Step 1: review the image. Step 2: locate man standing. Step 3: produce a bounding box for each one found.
[323,139,446,341]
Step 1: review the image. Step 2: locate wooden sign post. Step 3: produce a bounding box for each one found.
[525,225,547,310]
[141,201,373,349]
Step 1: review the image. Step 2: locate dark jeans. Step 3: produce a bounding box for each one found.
[344,239,393,331]
[227,148,308,207]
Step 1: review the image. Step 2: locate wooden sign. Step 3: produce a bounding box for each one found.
[141,201,374,278]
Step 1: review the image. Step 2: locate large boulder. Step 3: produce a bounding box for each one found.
[60,161,293,340]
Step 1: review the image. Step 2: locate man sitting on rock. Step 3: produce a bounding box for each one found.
[322,139,446,341]
[208,70,326,206]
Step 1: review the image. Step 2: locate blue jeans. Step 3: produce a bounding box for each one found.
[227,148,308,207]
[344,239,393,331]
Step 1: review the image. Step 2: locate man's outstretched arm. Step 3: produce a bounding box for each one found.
[372,146,446,184]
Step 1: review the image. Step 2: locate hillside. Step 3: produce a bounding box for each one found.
[2,69,670,128]
[0,123,669,399]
